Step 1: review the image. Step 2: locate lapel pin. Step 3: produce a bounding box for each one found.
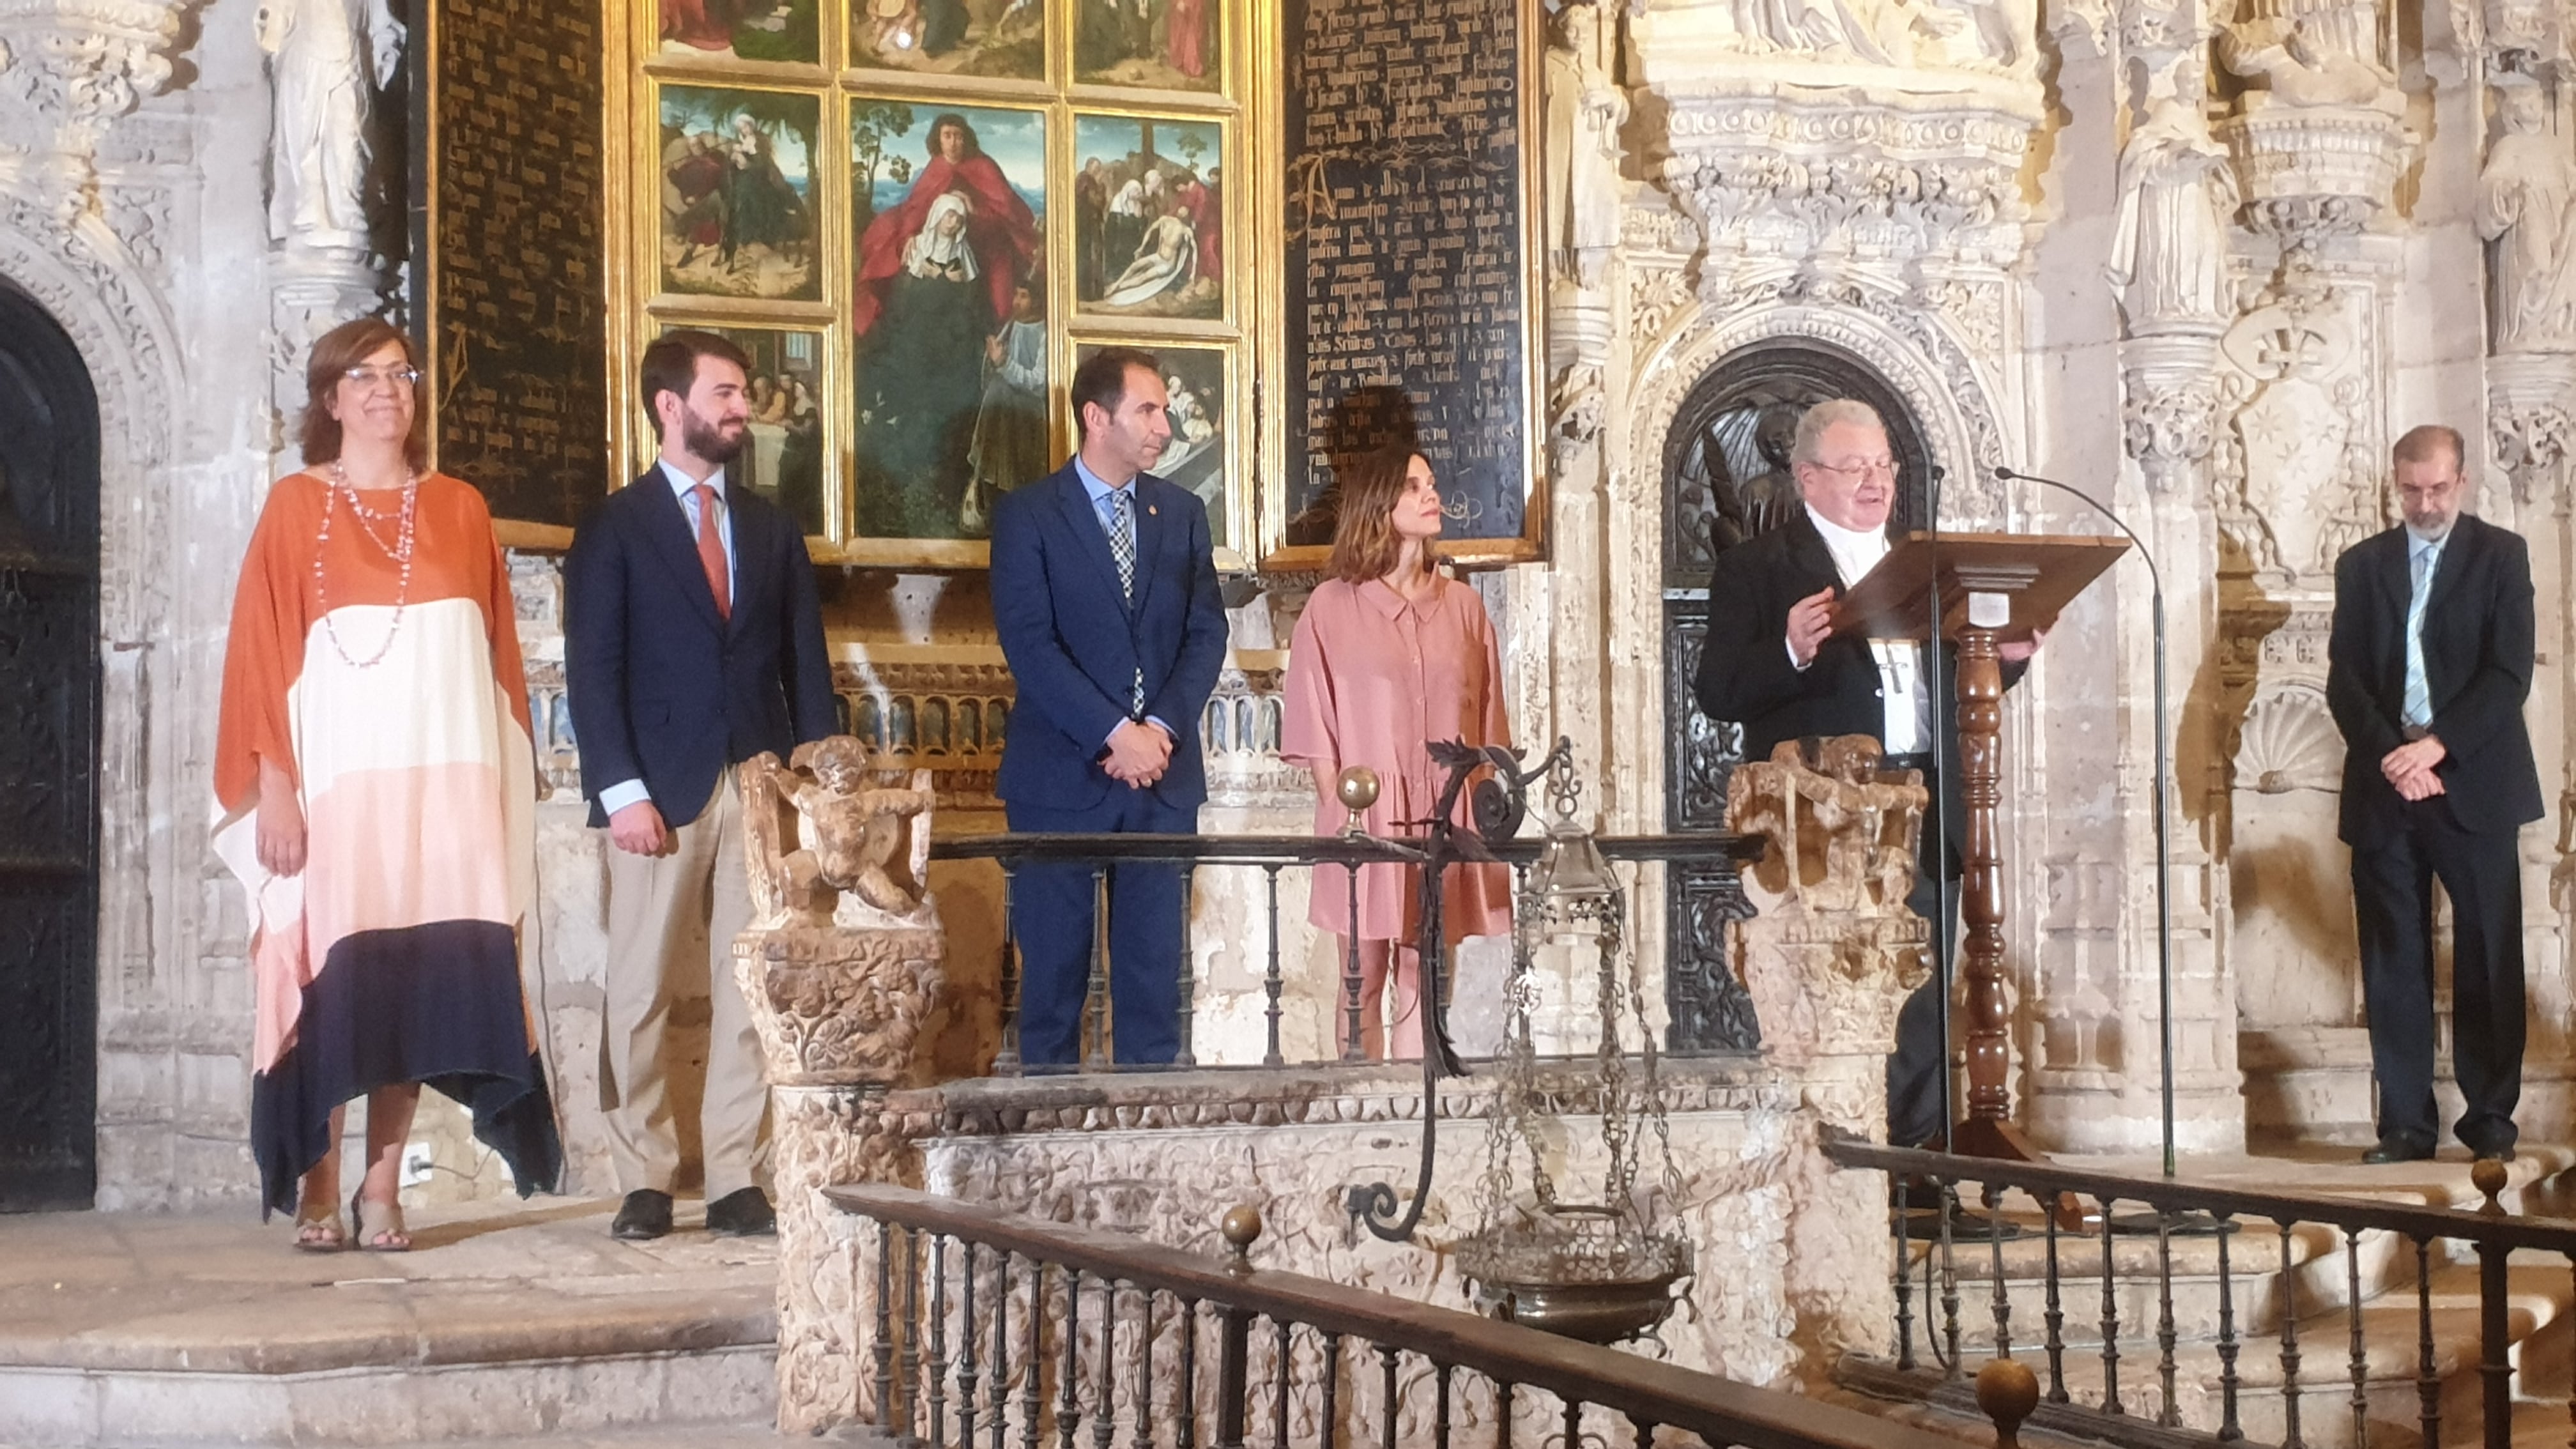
[1149,504,1158,516]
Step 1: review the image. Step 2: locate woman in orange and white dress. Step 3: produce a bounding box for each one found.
[213,318,560,1250]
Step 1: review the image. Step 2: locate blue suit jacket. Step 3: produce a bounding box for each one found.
[564,468,837,828]
[990,461,1229,813]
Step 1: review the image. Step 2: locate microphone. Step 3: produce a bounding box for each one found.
[1991,461,2180,1177]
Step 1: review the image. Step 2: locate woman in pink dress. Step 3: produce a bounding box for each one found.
[1282,448,1513,1060]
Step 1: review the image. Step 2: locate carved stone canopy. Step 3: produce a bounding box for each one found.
[1655,77,2041,272]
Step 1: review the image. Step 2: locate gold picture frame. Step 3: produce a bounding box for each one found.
[607,0,1253,570]
[603,0,1542,572]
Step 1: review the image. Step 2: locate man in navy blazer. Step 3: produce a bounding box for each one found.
[990,347,1228,1067]
[565,330,835,1239]
[2327,424,2543,1164]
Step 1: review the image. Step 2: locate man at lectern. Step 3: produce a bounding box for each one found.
[2326,424,2542,1165]
[1692,399,2039,1148]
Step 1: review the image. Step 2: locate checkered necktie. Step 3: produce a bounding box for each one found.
[1109,488,1144,713]
[1109,488,1137,599]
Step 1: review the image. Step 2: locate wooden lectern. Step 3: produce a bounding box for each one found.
[1833,532,2129,1162]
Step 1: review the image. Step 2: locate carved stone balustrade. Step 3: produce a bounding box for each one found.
[1724,736,1933,1135]
[734,741,947,1433]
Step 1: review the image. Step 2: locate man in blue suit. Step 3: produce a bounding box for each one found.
[990,346,1229,1067]
[565,330,836,1239]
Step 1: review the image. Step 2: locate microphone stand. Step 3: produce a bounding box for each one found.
[1924,466,1953,1159]
[1992,464,2179,1180]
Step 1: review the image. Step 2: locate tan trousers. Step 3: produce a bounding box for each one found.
[600,769,767,1200]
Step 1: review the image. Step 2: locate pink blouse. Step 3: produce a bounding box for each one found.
[1281,576,1514,942]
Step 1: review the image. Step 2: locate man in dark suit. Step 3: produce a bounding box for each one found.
[565,329,836,1239]
[990,346,1228,1068]
[2327,424,2542,1164]
[1692,399,2035,1147]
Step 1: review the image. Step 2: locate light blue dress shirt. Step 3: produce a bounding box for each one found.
[597,461,739,817]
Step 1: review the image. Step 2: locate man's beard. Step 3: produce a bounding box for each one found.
[683,406,745,463]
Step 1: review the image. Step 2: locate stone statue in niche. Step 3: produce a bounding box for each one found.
[1544,1,1629,290]
[2107,91,2241,332]
[2218,0,2400,114]
[742,739,938,928]
[259,0,405,253]
[2477,79,2576,355]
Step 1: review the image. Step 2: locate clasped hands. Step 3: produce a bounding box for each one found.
[1105,718,1172,787]
[1786,586,2048,668]
[2382,735,2448,802]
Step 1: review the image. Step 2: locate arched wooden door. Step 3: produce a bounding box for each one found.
[0,282,101,1211]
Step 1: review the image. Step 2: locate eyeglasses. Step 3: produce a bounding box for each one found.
[342,364,421,391]
[1811,458,1898,482]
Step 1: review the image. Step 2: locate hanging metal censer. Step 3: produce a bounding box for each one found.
[1453,750,1694,1347]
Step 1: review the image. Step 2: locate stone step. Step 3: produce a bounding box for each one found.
[0,1197,779,1449]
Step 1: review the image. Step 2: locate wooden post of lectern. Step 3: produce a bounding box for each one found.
[1832,532,2129,1163]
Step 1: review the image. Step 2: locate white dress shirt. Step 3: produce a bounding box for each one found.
[597,461,739,818]
[1794,504,1930,755]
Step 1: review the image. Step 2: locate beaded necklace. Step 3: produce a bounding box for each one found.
[312,461,424,669]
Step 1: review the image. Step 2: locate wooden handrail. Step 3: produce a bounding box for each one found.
[1825,1135,2576,1249]
[826,1183,1928,1449]
[928,831,1765,866]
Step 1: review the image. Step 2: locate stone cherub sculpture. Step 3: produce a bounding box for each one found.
[742,737,937,929]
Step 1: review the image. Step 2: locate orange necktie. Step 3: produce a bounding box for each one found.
[693,482,731,620]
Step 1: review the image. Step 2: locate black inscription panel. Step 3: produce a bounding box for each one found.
[412,0,611,532]
[1281,0,1529,549]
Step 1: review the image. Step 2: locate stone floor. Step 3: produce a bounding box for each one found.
[0,1195,780,1448]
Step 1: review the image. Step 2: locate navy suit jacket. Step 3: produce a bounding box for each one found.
[2326,513,2543,846]
[990,461,1229,813]
[565,468,837,828]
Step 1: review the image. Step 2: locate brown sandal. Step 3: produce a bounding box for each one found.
[350,1190,410,1252]
[292,1204,347,1252]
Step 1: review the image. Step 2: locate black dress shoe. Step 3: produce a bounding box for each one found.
[2460,1132,2519,1163]
[612,1189,674,1240]
[705,1186,777,1238]
[2361,1135,2435,1165]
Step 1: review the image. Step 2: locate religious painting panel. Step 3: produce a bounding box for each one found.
[849,100,1050,542]
[658,322,831,535]
[1075,341,1231,551]
[1071,113,1225,322]
[657,84,824,301]
[849,0,1046,82]
[656,0,822,65]
[1073,0,1225,95]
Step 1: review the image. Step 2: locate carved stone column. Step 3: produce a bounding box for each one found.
[733,753,947,1434]
[1724,737,1934,1138]
[2210,3,2413,1144]
[2471,0,2576,1113]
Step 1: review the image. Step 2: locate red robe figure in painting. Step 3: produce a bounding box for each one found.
[1167,0,1209,78]
[1174,172,1220,286]
[661,0,744,50]
[853,113,1041,337]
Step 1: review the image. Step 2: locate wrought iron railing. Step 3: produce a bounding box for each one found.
[928,831,1760,1073]
[827,1182,1947,1449]
[1822,1135,2576,1449]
